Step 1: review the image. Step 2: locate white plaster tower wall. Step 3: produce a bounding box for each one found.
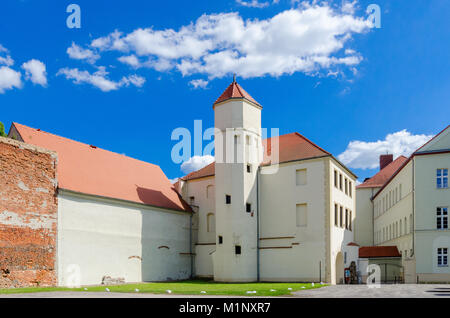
[213,93,262,282]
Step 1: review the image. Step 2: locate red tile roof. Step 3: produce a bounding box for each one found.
[181,162,215,181]
[372,125,450,199]
[181,132,353,181]
[12,123,191,212]
[356,156,408,189]
[359,246,401,258]
[213,81,261,107]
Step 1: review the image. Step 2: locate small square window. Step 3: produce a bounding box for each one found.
[247,164,251,173]
[226,195,231,204]
[218,236,223,244]
[235,245,241,255]
[246,203,252,213]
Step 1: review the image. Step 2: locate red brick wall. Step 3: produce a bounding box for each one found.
[0,137,58,288]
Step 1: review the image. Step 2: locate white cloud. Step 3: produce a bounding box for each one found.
[168,178,179,184]
[0,44,8,53]
[22,59,47,86]
[67,42,100,64]
[0,66,22,93]
[236,0,271,8]
[57,66,145,92]
[0,55,14,67]
[87,4,373,80]
[181,155,214,174]
[118,55,141,68]
[189,79,209,89]
[338,130,433,170]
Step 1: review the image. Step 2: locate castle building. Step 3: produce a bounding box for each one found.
[176,80,358,284]
[356,126,450,283]
[1,79,362,287]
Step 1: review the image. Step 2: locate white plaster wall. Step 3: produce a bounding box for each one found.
[259,159,326,282]
[213,99,261,282]
[329,160,357,284]
[179,177,216,278]
[414,153,450,275]
[57,191,191,286]
[355,187,378,246]
[373,160,413,259]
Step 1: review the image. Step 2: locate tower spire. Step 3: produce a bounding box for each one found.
[233,73,236,83]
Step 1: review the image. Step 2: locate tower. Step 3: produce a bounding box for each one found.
[212,78,262,282]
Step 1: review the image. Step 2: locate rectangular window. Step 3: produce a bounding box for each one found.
[345,178,348,195]
[339,206,343,228]
[349,182,352,197]
[225,195,231,204]
[437,169,449,188]
[438,248,448,267]
[437,207,448,230]
[296,204,307,227]
[246,203,252,213]
[349,210,352,231]
[334,170,338,188]
[339,174,343,190]
[334,204,338,226]
[235,245,241,255]
[296,169,307,186]
[189,196,195,205]
[218,236,223,244]
[247,164,251,173]
[345,209,349,230]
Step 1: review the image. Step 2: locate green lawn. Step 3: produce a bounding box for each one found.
[0,280,326,296]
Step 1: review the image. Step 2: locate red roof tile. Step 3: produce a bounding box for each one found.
[12,123,191,212]
[182,132,345,181]
[356,156,408,189]
[359,246,401,258]
[213,81,261,107]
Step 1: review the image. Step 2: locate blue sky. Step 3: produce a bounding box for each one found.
[0,0,449,182]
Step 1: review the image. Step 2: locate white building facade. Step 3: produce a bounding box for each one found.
[177,80,358,284]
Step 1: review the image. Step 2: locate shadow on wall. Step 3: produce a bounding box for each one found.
[136,186,191,282]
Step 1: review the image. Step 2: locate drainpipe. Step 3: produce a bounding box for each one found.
[189,213,193,279]
[412,159,415,257]
[257,166,261,282]
[371,188,375,245]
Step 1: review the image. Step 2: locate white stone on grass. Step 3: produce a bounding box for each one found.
[135,289,139,292]
[167,290,172,294]
[105,288,110,292]
[200,291,207,294]
[270,289,276,292]
[246,291,257,294]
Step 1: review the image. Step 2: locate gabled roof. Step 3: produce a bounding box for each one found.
[213,80,261,107]
[372,125,450,200]
[181,132,356,181]
[359,246,401,258]
[356,156,408,189]
[11,123,191,213]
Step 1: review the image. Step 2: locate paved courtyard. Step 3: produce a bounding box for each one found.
[293,284,450,298]
[1,284,450,298]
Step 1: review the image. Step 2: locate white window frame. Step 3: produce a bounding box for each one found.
[437,207,448,230]
[438,248,448,267]
[437,168,448,189]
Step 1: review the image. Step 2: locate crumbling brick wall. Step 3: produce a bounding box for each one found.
[0,136,58,288]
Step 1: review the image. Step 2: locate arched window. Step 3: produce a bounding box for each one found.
[207,213,215,233]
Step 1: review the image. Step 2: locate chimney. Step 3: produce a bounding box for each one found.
[380,154,393,170]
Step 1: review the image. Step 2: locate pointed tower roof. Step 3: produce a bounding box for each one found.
[213,78,261,108]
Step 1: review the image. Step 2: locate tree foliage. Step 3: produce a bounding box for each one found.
[0,122,6,137]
